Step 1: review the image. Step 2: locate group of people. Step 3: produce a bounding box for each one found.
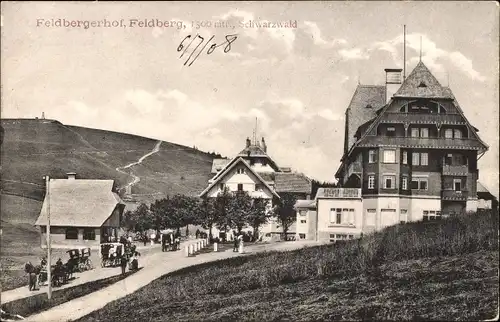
[120,237,141,274]
[232,234,244,252]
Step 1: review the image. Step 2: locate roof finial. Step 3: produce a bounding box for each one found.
[419,35,422,62]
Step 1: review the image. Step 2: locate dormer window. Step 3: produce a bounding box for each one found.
[418,81,427,88]
[366,104,373,108]
[387,127,396,137]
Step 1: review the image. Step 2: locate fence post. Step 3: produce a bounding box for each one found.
[214,242,218,252]
[185,245,189,257]
[189,244,194,255]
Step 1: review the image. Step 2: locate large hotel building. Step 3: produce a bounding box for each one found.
[295,61,496,243]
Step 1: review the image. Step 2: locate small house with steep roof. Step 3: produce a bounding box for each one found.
[35,173,126,249]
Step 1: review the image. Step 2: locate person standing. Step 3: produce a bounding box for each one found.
[120,255,128,275]
[233,234,239,252]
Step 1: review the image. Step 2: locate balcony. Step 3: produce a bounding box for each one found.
[383,113,465,125]
[347,161,362,178]
[442,190,468,201]
[442,164,469,176]
[319,188,362,199]
[358,136,485,151]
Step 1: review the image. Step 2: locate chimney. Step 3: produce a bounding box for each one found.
[261,137,267,152]
[67,172,77,180]
[384,68,403,103]
[246,137,251,148]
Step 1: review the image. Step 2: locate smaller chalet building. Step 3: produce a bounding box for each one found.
[35,173,125,249]
[200,137,312,240]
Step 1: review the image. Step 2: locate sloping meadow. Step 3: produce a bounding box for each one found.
[79,210,499,321]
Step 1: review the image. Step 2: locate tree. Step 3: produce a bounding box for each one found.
[214,187,232,242]
[127,203,153,235]
[246,197,269,239]
[198,197,219,241]
[274,192,299,240]
[226,192,252,234]
[311,180,337,199]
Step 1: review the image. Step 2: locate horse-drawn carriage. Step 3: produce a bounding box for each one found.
[160,230,180,252]
[66,248,94,272]
[100,242,124,267]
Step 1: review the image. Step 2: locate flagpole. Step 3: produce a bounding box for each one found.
[403,25,406,80]
[45,175,52,300]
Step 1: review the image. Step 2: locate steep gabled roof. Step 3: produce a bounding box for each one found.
[394,61,453,99]
[35,179,124,227]
[199,157,280,199]
[274,172,312,194]
[237,145,268,157]
[344,85,386,153]
[343,62,488,163]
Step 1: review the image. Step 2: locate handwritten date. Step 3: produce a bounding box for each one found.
[177,34,237,66]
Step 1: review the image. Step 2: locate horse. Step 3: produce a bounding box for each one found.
[24,262,38,291]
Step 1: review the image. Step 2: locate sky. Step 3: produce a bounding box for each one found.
[1,1,499,196]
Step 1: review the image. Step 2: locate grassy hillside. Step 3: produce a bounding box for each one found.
[0,118,215,289]
[78,211,499,321]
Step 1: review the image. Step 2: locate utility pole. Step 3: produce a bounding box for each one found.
[45,175,52,300]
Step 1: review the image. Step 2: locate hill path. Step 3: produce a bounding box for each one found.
[115,141,162,193]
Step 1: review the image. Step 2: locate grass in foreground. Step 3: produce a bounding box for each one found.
[1,269,141,318]
[78,211,498,321]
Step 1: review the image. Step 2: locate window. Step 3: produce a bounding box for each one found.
[402,151,408,164]
[255,184,263,191]
[400,209,408,224]
[411,128,419,138]
[420,128,429,138]
[236,168,246,174]
[383,150,396,163]
[387,127,396,137]
[412,152,420,166]
[413,152,428,166]
[83,228,96,240]
[329,234,349,243]
[402,176,408,190]
[299,210,307,216]
[368,175,375,189]
[261,160,267,166]
[423,210,442,221]
[411,177,428,190]
[219,183,225,191]
[453,179,462,192]
[336,208,342,224]
[421,152,429,166]
[445,153,453,166]
[454,129,462,139]
[299,233,306,239]
[237,184,243,191]
[368,150,377,163]
[300,220,307,224]
[445,129,453,139]
[65,227,78,240]
[383,175,396,189]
